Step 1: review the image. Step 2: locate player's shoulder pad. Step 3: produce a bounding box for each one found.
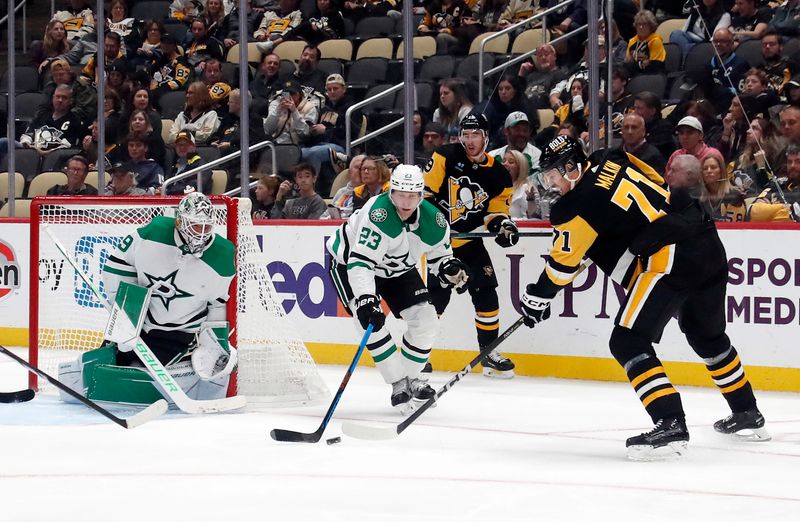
[414,200,449,246]
[200,235,236,277]
[366,193,404,238]
[137,216,177,246]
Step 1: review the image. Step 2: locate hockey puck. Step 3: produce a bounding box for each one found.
[326,437,341,445]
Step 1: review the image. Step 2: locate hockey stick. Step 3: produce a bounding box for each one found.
[451,231,551,239]
[0,345,167,428]
[43,225,246,414]
[341,261,593,440]
[0,389,35,403]
[270,323,374,443]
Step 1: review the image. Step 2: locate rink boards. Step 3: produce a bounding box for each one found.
[1,220,799,392]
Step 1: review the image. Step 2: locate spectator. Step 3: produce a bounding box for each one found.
[125,133,165,191]
[133,20,165,67]
[167,129,213,195]
[731,116,781,194]
[664,153,702,189]
[169,0,203,22]
[277,0,345,46]
[716,96,750,161]
[106,59,133,106]
[741,67,780,117]
[81,120,119,168]
[148,34,192,106]
[453,0,505,47]
[665,115,724,174]
[489,111,542,181]
[169,81,222,145]
[102,88,126,145]
[554,77,589,133]
[37,58,97,124]
[342,0,401,22]
[124,88,163,136]
[619,112,667,173]
[81,31,124,85]
[699,28,751,113]
[352,156,391,211]
[700,153,733,219]
[211,88,266,153]
[600,18,628,64]
[606,66,635,138]
[432,79,474,134]
[479,73,537,149]
[729,0,770,45]
[252,174,282,219]
[293,44,327,93]
[29,19,72,69]
[418,123,447,167]
[680,97,724,147]
[185,17,226,76]
[106,161,147,196]
[502,149,538,220]
[328,154,365,219]
[759,28,800,97]
[254,0,303,48]
[204,0,232,45]
[518,44,566,110]
[203,58,232,114]
[106,0,143,57]
[251,52,286,115]
[633,91,676,160]
[272,163,327,219]
[263,79,319,145]
[625,9,666,76]
[47,155,98,195]
[543,0,587,36]
[124,109,167,167]
[549,38,608,111]
[669,0,731,56]
[749,144,800,220]
[418,0,473,55]
[497,0,535,29]
[767,0,800,38]
[226,0,265,47]
[779,103,800,146]
[54,0,95,42]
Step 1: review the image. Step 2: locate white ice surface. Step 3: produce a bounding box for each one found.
[1,347,798,522]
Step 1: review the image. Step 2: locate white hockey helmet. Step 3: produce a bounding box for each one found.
[389,164,425,211]
[176,192,215,255]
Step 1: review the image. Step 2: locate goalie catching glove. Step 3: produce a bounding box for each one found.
[438,257,471,294]
[191,322,237,380]
[355,294,385,332]
[520,284,552,328]
[488,217,519,248]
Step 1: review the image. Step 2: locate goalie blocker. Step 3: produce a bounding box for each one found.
[58,281,237,405]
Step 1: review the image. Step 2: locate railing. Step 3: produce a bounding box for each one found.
[161,140,276,195]
[345,82,406,158]
[1,0,29,53]
[478,0,585,102]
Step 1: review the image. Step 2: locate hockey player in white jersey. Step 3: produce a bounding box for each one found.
[59,192,238,405]
[327,164,471,413]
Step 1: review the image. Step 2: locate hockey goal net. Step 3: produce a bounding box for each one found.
[29,195,329,405]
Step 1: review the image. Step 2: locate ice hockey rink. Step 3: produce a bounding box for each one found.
[1,346,798,522]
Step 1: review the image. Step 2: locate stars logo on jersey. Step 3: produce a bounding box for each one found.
[370,208,388,222]
[445,176,489,223]
[145,270,194,310]
[435,212,448,228]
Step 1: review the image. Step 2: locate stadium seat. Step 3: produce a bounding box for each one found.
[210,170,228,194]
[457,53,495,84]
[353,17,397,38]
[163,21,188,42]
[0,66,40,93]
[226,43,263,64]
[257,144,302,178]
[329,169,349,196]
[395,36,436,60]
[85,171,111,190]
[663,42,682,74]
[40,148,80,173]
[656,18,687,43]
[196,146,222,166]
[27,171,67,197]
[511,29,546,55]
[628,74,667,98]
[161,119,174,144]
[0,148,40,181]
[274,41,307,63]
[735,39,764,67]
[537,109,555,129]
[318,58,344,78]
[469,32,509,55]
[131,1,171,22]
[395,83,434,113]
[364,84,397,112]
[418,55,456,84]
[279,59,296,78]
[319,39,354,61]
[347,58,389,89]
[12,92,46,125]
[0,172,25,200]
[683,42,715,73]
[158,91,187,120]
[0,199,31,217]
[355,38,395,60]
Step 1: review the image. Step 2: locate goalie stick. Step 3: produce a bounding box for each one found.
[270,324,374,443]
[0,345,167,428]
[43,225,246,414]
[0,388,35,403]
[342,261,592,441]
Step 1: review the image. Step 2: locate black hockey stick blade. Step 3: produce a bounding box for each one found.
[342,317,526,441]
[270,324,374,443]
[0,345,168,428]
[0,389,35,403]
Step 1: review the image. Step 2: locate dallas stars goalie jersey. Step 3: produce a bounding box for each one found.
[537,148,672,298]
[326,193,454,297]
[423,143,513,246]
[102,216,235,334]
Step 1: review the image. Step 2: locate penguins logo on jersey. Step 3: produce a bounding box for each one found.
[445,176,489,223]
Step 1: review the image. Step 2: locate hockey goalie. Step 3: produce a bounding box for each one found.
[59,192,238,405]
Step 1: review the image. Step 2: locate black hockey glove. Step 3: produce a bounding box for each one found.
[437,258,471,294]
[493,218,519,248]
[520,284,552,328]
[354,294,385,332]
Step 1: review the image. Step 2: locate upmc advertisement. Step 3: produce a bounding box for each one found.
[1,221,798,392]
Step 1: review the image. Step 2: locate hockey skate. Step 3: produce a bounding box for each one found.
[626,416,690,461]
[409,377,435,401]
[482,349,515,379]
[714,409,771,441]
[418,361,433,382]
[391,378,414,415]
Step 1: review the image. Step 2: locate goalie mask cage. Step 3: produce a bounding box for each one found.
[29,195,329,406]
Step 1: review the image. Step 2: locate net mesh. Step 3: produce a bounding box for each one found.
[32,196,329,406]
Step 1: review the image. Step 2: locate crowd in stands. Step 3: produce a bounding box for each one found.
[2,0,800,222]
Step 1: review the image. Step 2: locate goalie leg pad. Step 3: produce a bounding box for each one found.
[398,302,437,379]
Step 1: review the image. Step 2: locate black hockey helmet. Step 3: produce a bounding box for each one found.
[460,113,489,132]
[540,135,586,173]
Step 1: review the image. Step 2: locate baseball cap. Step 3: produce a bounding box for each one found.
[283,79,302,93]
[326,74,346,86]
[175,129,196,144]
[677,116,703,133]
[109,161,133,175]
[504,111,530,128]
[424,122,447,136]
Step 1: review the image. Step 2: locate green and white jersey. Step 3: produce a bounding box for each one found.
[326,192,454,297]
[102,216,235,334]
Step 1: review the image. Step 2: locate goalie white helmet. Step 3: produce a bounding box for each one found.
[176,192,215,255]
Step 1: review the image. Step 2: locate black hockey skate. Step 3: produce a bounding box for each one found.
[714,409,771,441]
[391,378,413,414]
[482,349,515,379]
[418,361,433,382]
[409,377,435,401]
[626,416,690,461]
